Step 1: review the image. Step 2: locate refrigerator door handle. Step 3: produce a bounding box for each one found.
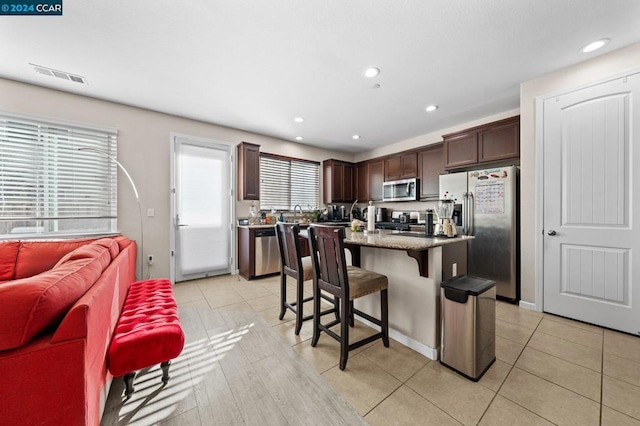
[468,191,474,235]
[462,192,469,235]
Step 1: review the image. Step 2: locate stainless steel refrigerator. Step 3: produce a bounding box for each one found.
[439,166,519,301]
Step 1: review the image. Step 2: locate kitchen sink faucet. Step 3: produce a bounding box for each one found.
[293,204,303,223]
[349,199,358,222]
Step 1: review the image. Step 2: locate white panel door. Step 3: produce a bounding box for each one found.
[543,72,640,335]
[173,136,233,282]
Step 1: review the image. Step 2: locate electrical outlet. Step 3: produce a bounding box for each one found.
[452,263,457,277]
[148,254,154,265]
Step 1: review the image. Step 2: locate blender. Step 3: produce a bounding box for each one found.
[433,199,457,237]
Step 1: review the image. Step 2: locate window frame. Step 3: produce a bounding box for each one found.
[0,112,118,239]
[259,152,320,212]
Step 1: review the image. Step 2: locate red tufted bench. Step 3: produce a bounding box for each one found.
[108,278,185,399]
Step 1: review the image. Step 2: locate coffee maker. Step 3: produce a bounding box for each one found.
[434,200,457,237]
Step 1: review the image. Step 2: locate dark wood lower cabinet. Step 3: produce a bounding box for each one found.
[237,227,254,280]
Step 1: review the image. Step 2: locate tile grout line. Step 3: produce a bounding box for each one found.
[599,329,604,426]
[477,313,560,425]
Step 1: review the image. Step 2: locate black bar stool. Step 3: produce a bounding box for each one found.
[275,223,337,335]
[307,224,389,370]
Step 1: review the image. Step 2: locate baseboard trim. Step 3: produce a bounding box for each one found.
[519,300,539,312]
[356,317,439,361]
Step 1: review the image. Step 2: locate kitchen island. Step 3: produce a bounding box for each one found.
[302,227,471,360]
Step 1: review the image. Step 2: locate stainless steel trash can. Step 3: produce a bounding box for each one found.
[440,275,496,381]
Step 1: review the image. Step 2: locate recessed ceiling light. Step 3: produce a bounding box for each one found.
[295,136,303,141]
[352,135,361,140]
[581,38,610,53]
[293,117,304,123]
[426,105,439,112]
[364,67,380,78]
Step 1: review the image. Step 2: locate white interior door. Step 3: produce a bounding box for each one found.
[542,72,640,335]
[172,136,234,282]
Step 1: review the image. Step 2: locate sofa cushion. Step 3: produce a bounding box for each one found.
[0,250,107,351]
[92,238,120,260]
[113,236,132,251]
[14,239,95,279]
[0,241,21,281]
[55,242,113,271]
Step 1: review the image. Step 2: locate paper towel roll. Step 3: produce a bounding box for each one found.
[367,202,375,232]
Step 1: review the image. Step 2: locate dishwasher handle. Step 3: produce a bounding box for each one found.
[255,229,276,237]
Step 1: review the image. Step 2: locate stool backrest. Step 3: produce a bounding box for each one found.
[275,223,303,276]
[308,225,349,298]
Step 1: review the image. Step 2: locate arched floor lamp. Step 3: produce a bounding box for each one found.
[78,147,144,280]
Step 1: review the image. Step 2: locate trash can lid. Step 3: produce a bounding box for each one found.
[440,275,496,296]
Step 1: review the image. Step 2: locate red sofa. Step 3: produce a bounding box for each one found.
[0,236,136,426]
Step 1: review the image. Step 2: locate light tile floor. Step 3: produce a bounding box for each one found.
[153,274,640,425]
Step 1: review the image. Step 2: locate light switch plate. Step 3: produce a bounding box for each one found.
[147,208,155,217]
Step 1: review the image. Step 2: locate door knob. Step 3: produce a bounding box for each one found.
[547,230,557,236]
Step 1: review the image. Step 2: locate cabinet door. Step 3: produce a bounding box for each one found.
[401,153,418,178]
[369,160,384,201]
[237,227,253,280]
[418,144,444,199]
[385,156,402,181]
[444,132,478,170]
[237,142,260,200]
[343,163,354,202]
[356,162,369,201]
[478,118,520,163]
[333,162,345,201]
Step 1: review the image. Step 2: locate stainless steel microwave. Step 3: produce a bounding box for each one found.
[382,178,418,202]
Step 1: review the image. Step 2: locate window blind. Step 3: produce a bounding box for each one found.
[0,113,118,237]
[260,154,319,211]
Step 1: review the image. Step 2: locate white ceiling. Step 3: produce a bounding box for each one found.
[2,1,640,153]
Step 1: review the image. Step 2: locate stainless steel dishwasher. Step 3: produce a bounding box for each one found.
[254,228,280,276]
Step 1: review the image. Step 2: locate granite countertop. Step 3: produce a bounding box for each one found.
[237,221,350,229]
[297,227,472,250]
[343,229,473,251]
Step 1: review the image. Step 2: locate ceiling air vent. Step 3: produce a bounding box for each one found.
[29,63,88,84]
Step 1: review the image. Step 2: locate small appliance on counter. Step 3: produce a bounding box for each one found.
[434,199,457,238]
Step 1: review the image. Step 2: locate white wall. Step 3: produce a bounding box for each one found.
[0,78,352,279]
[519,42,640,304]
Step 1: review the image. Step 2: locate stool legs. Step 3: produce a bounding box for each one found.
[123,372,136,400]
[279,273,287,321]
[339,297,350,370]
[381,289,389,347]
[295,276,304,335]
[161,361,171,384]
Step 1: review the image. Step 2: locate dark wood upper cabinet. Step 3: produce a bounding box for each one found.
[343,163,354,201]
[385,152,417,181]
[443,116,520,170]
[443,131,478,170]
[237,142,260,200]
[368,159,384,201]
[356,162,369,201]
[323,159,355,203]
[418,143,444,200]
[478,118,520,163]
